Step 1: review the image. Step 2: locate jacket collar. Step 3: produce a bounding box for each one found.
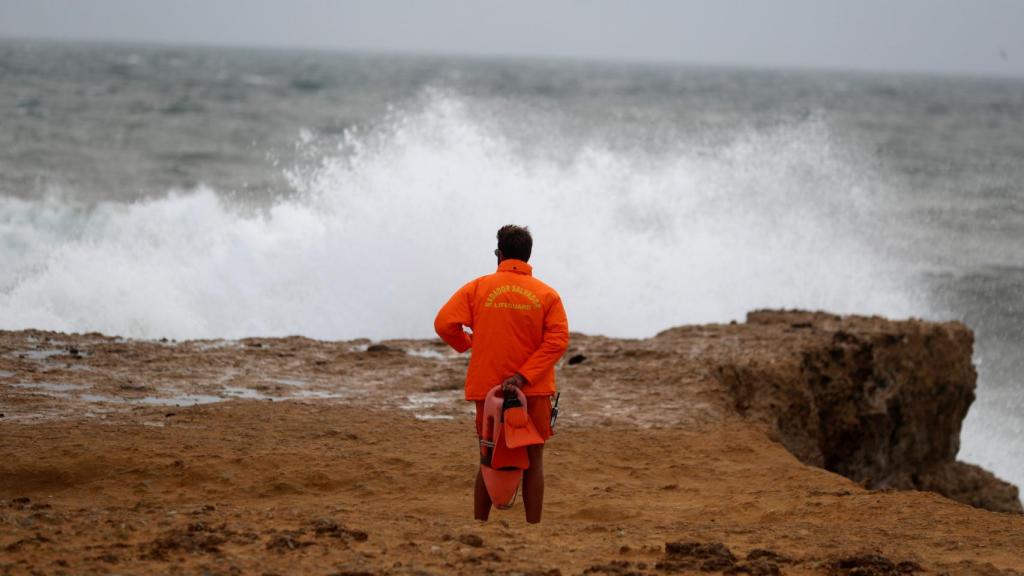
[498,259,532,276]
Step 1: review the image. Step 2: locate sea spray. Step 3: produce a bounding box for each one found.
[0,92,923,340]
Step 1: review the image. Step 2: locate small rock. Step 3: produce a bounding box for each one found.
[661,541,737,572]
[311,518,368,542]
[828,553,922,576]
[313,519,341,535]
[746,549,791,564]
[265,534,313,551]
[366,344,398,353]
[458,534,484,548]
[582,561,635,575]
[567,354,587,365]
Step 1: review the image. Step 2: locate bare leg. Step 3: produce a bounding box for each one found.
[523,444,544,524]
[474,468,492,521]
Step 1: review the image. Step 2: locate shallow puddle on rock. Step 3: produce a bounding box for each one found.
[407,348,448,359]
[12,382,89,394]
[269,377,308,387]
[10,348,66,360]
[223,384,348,401]
[193,340,241,351]
[290,389,349,399]
[402,392,451,407]
[223,386,277,400]
[400,391,460,420]
[78,393,224,406]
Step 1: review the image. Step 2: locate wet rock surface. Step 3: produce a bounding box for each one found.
[827,553,923,576]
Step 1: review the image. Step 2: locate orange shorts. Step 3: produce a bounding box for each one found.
[475,394,554,442]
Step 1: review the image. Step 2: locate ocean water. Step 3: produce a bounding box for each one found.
[1,40,1022,492]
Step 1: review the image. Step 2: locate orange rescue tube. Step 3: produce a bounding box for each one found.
[478,385,535,509]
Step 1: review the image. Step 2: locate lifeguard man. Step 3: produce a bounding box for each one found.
[434,224,569,523]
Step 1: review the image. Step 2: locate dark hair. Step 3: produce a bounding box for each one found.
[497,224,532,262]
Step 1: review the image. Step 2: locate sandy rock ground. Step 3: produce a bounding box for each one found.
[2,327,1023,575]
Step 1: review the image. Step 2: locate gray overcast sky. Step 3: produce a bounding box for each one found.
[1,0,1022,78]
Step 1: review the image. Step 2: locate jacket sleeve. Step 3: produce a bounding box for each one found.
[517,296,569,384]
[434,281,474,353]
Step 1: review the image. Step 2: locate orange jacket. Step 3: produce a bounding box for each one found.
[435,259,569,400]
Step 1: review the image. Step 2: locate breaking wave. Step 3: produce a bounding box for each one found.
[0,92,926,340]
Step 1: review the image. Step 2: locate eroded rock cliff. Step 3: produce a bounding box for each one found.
[714,309,1021,514]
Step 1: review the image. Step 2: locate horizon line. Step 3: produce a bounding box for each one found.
[2,33,1022,84]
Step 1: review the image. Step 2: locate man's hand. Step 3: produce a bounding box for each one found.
[500,373,527,392]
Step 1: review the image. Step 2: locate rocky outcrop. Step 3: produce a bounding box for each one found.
[716,310,1021,514]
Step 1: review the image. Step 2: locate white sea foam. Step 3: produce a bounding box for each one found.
[0,92,925,341]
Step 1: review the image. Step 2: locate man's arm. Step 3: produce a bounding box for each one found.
[516,296,569,385]
[434,282,474,353]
